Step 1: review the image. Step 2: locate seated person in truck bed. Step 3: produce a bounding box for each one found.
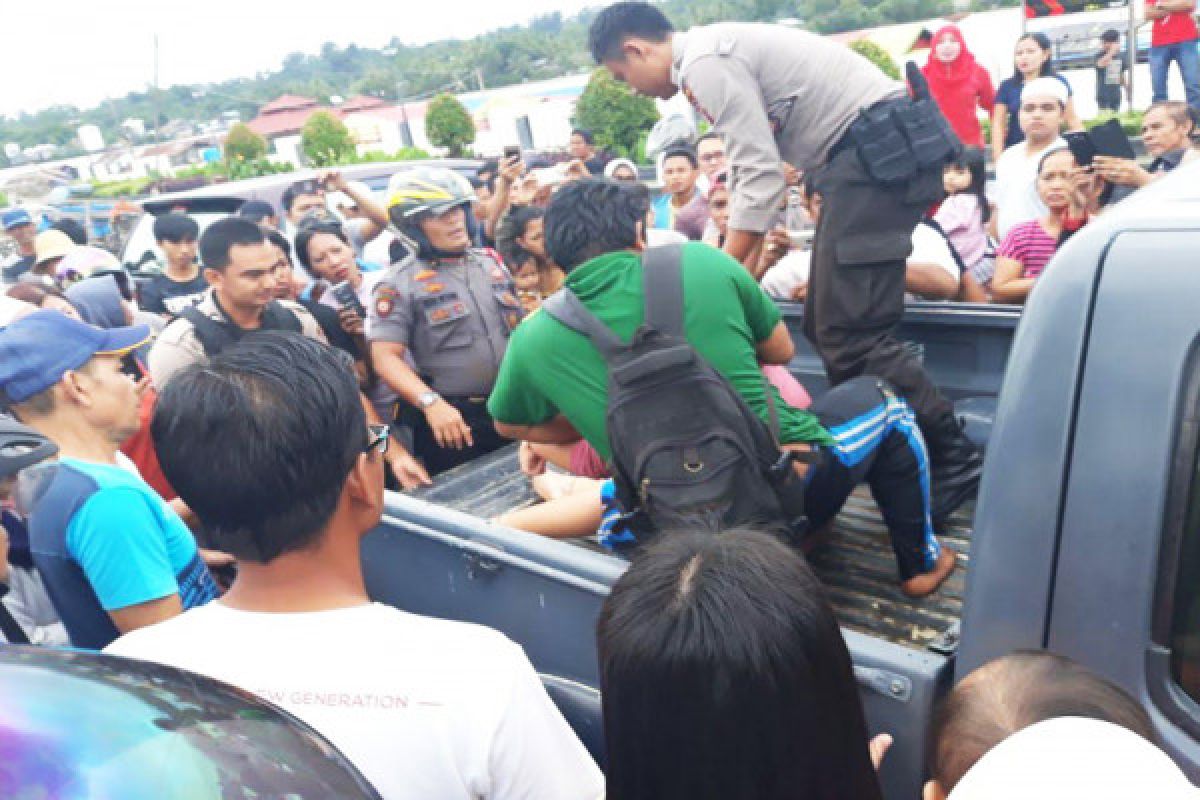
[487,179,957,597]
[107,333,604,800]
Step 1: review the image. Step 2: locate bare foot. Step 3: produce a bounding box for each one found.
[900,546,957,598]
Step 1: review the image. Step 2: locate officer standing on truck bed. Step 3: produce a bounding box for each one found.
[587,2,983,520]
[368,167,525,476]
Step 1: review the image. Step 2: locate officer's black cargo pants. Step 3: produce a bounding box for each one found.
[409,395,508,476]
[804,145,955,434]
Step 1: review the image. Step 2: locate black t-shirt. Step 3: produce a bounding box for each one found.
[139,272,209,315]
[300,298,358,358]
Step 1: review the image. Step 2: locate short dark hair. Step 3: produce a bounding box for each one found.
[930,650,1155,791]
[51,218,88,245]
[544,178,646,270]
[263,228,293,266]
[293,222,350,272]
[696,131,723,148]
[153,212,200,244]
[662,147,698,170]
[281,180,321,213]
[495,205,545,270]
[199,217,266,271]
[238,200,277,223]
[571,128,595,145]
[1101,28,1120,43]
[598,531,883,800]
[151,332,365,563]
[588,1,674,63]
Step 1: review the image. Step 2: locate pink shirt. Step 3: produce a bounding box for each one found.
[998,219,1058,279]
[933,194,988,270]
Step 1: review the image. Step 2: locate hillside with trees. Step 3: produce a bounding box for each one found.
[0,0,1012,163]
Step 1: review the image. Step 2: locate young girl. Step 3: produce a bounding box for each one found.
[992,148,1094,305]
[992,33,1083,162]
[933,148,993,300]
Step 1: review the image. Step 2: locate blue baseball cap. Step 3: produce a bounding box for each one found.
[2,209,32,230]
[0,311,151,404]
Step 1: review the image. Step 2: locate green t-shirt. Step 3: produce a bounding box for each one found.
[487,243,834,461]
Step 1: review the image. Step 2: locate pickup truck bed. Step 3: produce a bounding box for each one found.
[413,444,971,652]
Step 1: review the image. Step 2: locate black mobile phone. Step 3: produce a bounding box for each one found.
[1087,118,1137,160]
[503,145,521,162]
[332,281,366,318]
[1064,131,1097,167]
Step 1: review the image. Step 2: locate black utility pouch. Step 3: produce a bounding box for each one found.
[891,97,962,170]
[848,106,916,185]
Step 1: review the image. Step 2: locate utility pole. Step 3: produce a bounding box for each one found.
[476,68,486,92]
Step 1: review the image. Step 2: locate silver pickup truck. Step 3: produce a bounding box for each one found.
[360,162,1200,797]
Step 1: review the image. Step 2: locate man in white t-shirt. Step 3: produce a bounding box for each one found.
[993,77,1069,241]
[106,333,603,800]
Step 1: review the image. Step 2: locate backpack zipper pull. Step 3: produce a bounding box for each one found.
[640,477,651,505]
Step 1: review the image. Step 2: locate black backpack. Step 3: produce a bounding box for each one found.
[542,245,807,544]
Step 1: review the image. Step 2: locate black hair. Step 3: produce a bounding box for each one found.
[293,222,351,272]
[1101,29,1120,43]
[495,205,545,269]
[598,531,884,800]
[198,216,266,271]
[151,331,366,563]
[588,1,675,64]
[263,228,293,266]
[238,200,278,223]
[51,218,88,246]
[662,146,699,170]
[468,175,486,190]
[544,178,646,271]
[1012,32,1057,82]
[930,650,1155,791]
[1036,147,1088,247]
[696,131,722,148]
[948,147,991,223]
[281,180,321,213]
[571,128,595,145]
[153,212,200,244]
[477,159,499,192]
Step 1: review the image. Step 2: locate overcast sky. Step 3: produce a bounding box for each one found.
[0,0,599,117]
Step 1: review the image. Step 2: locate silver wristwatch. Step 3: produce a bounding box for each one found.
[417,391,441,409]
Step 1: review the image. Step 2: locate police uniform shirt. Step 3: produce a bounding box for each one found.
[147,290,326,388]
[367,250,522,398]
[674,23,900,233]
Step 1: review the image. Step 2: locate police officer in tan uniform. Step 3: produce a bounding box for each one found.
[369,168,524,475]
[588,2,983,522]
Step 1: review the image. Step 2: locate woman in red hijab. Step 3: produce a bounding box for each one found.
[922,25,995,148]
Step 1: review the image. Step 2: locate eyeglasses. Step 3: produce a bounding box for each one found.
[365,424,390,456]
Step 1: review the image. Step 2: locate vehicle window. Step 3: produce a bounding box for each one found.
[1169,442,1200,703]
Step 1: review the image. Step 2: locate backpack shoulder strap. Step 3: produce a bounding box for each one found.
[541,288,625,360]
[180,306,236,357]
[641,243,685,336]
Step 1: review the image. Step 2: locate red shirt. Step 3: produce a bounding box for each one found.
[1148,0,1199,47]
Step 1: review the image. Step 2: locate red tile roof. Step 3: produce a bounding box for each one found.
[259,95,318,114]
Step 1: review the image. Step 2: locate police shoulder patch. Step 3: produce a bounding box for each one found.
[375,286,397,318]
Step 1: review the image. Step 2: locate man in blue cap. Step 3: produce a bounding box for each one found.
[1,209,38,283]
[0,311,218,649]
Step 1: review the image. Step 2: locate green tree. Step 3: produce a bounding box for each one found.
[574,68,658,158]
[223,122,267,163]
[302,111,356,166]
[848,39,901,80]
[425,94,476,157]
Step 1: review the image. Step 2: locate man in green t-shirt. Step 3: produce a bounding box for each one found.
[488,180,956,596]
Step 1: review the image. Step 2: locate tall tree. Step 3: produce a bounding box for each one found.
[574,68,659,158]
[425,94,476,157]
[223,123,267,163]
[301,111,355,166]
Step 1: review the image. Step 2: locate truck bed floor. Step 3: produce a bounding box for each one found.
[413,445,970,651]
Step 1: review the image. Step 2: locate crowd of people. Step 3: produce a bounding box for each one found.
[1,0,1199,795]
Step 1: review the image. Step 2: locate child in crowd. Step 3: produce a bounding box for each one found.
[933,148,994,298]
[926,650,1186,799]
[992,148,1096,304]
